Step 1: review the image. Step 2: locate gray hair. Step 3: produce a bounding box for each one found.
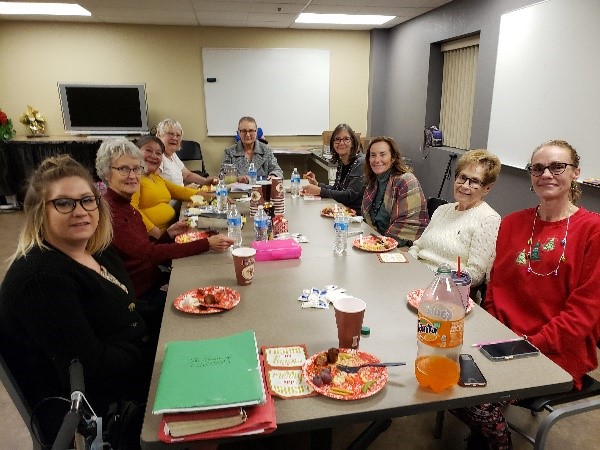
[95,138,143,183]
[156,118,183,137]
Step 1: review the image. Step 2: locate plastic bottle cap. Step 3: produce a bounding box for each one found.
[361,326,370,336]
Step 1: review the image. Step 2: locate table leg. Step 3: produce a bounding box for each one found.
[310,427,332,450]
[346,419,392,450]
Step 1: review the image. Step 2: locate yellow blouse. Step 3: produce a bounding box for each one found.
[131,173,198,232]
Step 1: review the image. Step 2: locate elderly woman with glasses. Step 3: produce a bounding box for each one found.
[0,155,153,445]
[409,149,501,287]
[219,116,283,183]
[301,123,365,214]
[450,140,600,449]
[156,118,215,187]
[362,137,428,246]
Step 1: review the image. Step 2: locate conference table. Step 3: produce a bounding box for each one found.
[140,194,572,449]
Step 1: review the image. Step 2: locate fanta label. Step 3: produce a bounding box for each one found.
[417,312,463,348]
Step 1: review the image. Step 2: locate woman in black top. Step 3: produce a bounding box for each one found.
[0,155,152,446]
[302,123,366,214]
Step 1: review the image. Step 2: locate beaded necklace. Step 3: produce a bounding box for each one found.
[526,205,571,276]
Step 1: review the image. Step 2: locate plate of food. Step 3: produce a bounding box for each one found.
[190,195,207,207]
[175,231,209,244]
[302,348,388,400]
[173,286,240,314]
[352,235,398,252]
[406,288,475,314]
[320,206,356,218]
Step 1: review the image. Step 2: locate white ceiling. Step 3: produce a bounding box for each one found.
[1,0,453,30]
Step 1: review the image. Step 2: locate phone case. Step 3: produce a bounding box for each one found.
[459,354,487,387]
[479,339,540,361]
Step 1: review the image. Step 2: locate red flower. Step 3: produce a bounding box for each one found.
[0,111,7,125]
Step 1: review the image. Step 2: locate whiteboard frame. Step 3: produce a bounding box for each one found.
[202,48,330,136]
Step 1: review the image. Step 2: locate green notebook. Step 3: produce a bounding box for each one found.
[152,330,265,414]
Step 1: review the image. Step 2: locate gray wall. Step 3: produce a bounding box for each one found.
[370,0,600,216]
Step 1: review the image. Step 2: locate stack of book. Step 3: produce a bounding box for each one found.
[152,330,276,443]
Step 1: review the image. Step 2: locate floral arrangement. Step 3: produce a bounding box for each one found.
[0,108,16,140]
[20,105,46,135]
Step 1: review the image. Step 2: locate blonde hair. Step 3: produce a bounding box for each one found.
[10,155,112,263]
[455,149,501,185]
[531,139,581,204]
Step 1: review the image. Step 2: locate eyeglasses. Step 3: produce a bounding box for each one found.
[526,162,576,177]
[333,137,352,143]
[111,166,143,176]
[239,129,257,135]
[164,131,182,138]
[47,196,100,214]
[455,173,484,188]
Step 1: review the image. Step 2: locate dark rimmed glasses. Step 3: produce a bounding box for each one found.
[333,137,352,143]
[455,173,484,189]
[47,196,100,214]
[526,162,576,177]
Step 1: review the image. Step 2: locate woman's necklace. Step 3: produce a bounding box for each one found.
[526,205,571,276]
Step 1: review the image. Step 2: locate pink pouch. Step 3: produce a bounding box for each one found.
[251,239,302,261]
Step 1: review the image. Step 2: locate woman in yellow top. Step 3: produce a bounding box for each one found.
[132,136,206,239]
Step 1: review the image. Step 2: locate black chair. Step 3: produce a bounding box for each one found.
[427,197,448,219]
[179,140,208,177]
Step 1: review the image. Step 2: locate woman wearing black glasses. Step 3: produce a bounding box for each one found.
[452,140,600,449]
[302,123,366,214]
[409,149,501,288]
[0,155,153,447]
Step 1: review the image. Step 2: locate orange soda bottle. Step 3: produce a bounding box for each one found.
[415,264,465,392]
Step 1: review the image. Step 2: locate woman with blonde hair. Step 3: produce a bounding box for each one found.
[0,155,152,447]
[409,149,501,287]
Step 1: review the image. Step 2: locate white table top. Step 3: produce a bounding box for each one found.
[141,195,572,449]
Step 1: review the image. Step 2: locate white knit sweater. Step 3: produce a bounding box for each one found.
[408,201,500,286]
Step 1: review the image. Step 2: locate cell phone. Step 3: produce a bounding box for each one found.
[479,339,540,361]
[459,354,487,387]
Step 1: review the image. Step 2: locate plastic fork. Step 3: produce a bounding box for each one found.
[336,362,406,373]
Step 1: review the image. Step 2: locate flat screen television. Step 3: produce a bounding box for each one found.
[58,83,149,135]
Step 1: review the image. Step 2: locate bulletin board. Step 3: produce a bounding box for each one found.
[487,0,600,180]
[202,48,330,136]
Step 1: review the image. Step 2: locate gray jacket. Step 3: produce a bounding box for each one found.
[219,140,283,179]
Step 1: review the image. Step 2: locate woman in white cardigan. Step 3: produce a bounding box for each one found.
[408,149,501,287]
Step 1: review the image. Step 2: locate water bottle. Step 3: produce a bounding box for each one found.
[332,207,349,254]
[254,205,269,242]
[216,178,228,213]
[227,204,242,249]
[415,263,465,393]
[248,162,257,186]
[291,167,301,198]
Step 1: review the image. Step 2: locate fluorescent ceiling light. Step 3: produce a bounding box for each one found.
[296,13,394,26]
[0,2,91,16]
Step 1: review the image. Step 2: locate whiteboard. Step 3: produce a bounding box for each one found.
[487,0,600,181]
[202,48,330,136]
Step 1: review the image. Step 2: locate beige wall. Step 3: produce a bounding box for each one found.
[0,21,370,176]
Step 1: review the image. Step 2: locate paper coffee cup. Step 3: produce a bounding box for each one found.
[333,297,366,349]
[232,247,256,286]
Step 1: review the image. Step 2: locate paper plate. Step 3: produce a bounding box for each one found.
[352,235,398,252]
[406,288,475,314]
[175,231,209,244]
[320,206,356,218]
[302,349,388,400]
[173,286,240,314]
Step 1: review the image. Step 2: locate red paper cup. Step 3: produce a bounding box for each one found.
[333,297,366,349]
[232,247,256,286]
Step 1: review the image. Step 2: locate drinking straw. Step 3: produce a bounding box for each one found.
[457,256,461,276]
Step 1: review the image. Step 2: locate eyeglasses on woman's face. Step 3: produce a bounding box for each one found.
[164,131,182,139]
[111,166,143,176]
[239,129,257,135]
[455,173,484,189]
[526,162,576,177]
[333,136,352,144]
[47,196,100,214]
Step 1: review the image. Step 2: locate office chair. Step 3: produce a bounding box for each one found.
[433,373,600,450]
[179,140,208,177]
[427,197,448,219]
[0,352,44,449]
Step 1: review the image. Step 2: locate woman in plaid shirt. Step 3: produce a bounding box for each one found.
[362,137,428,246]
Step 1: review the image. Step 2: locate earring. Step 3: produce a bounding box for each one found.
[530,185,534,192]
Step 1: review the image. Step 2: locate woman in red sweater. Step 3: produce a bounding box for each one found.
[453,140,600,449]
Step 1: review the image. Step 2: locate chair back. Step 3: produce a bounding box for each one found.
[179,140,208,177]
[427,197,448,219]
[0,352,43,449]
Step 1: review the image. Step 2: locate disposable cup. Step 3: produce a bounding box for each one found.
[232,247,256,286]
[333,297,366,349]
[451,270,472,310]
